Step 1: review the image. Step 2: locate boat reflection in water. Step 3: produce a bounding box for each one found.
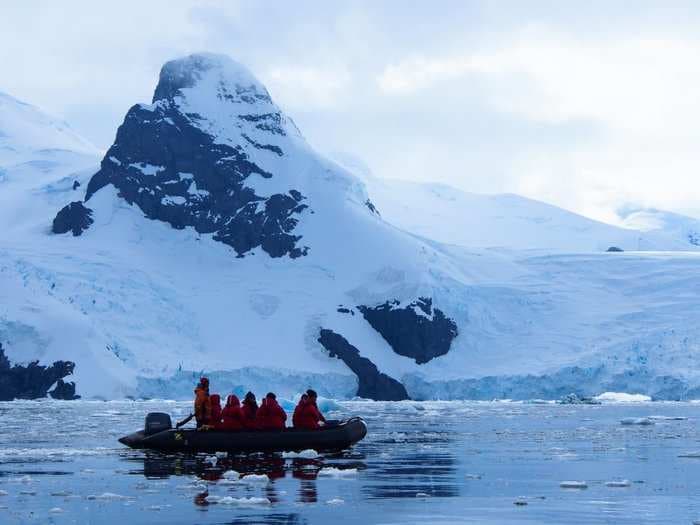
[124,450,366,506]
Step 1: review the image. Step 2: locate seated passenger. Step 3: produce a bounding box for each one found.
[209,394,222,426]
[241,391,259,429]
[293,389,325,430]
[257,392,287,430]
[292,393,307,428]
[220,394,243,430]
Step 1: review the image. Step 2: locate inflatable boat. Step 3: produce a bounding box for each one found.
[118,412,367,453]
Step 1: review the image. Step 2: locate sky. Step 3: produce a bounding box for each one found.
[1,0,699,223]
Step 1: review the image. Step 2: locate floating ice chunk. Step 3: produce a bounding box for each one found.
[605,480,631,487]
[465,474,482,480]
[215,451,228,458]
[14,475,33,483]
[204,455,218,465]
[282,449,319,459]
[208,495,270,506]
[560,481,588,489]
[239,474,270,483]
[415,492,430,498]
[50,490,71,496]
[19,490,36,495]
[596,392,652,403]
[514,499,528,506]
[649,415,688,421]
[86,492,131,501]
[222,470,240,479]
[620,417,654,426]
[145,505,164,511]
[317,397,342,412]
[0,491,7,496]
[326,498,345,505]
[49,508,63,513]
[318,467,358,478]
[678,451,700,458]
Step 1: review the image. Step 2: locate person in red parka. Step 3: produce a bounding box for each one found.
[209,394,222,427]
[292,393,307,428]
[219,394,244,430]
[257,392,287,430]
[241,391,259,429]
[293,389,326,430]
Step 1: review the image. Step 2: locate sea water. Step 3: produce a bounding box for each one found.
[1,400,700,524]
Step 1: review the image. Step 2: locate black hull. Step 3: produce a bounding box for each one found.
[119,417,367,453]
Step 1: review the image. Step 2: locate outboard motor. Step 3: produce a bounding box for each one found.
[144,412,172,436]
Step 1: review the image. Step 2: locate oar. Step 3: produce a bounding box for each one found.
[176,413,194,428]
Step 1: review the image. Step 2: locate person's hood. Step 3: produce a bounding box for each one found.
[210,394,221,406]
[226,394,240,407]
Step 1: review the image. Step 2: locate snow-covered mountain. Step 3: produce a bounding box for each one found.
[348,170,700,252]
[2,53,700,401]
[619,206,700,248]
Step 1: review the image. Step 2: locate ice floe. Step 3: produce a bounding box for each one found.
[620,417,654,426]
[239,474,270,483]
[326,498,345,505]
[560,481,588,489]
[319,467,358,478]
[206,495,270,506]
[678,451,700,458]
[605,480,631,487]
[282,449,319,459]
[86,492,131,501]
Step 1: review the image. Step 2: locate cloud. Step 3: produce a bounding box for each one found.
[2,1,700,222]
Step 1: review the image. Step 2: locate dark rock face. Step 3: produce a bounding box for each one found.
[318,329,409,401]
[0,343,80,400]
[606,246,624,252]
[365,199,379,216]
[49,379,79,400]
[54,55,309,259]
[358,297,458,364]
[52,201,93,236]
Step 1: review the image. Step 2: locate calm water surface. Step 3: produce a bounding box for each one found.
[1,400,700,524]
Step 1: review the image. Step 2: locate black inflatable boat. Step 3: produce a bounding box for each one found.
[119,412,367,453]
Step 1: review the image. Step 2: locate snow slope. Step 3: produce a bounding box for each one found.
[2,54,700,401]
[353,173,699,252]
[619,206,700,248]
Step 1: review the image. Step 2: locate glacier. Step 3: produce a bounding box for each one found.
[1,53,700,401]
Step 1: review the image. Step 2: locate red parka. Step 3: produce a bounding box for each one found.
[293,397,325,430]
[209,394,222,426]
[241,398,259,429]
[219,395,243,430]
[257,396,287,430]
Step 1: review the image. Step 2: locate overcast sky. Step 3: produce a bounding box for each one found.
[2,1,699,223]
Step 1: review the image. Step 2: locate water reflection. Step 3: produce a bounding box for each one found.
[126,452,365,505]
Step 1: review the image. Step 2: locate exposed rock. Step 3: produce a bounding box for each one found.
[72,180,81,190]
[60,54,309,259]
[365,199,379,215]
[358,297,458,364]
[0,343,79,400]
[606,246,624,252]
[318,329,409,401]
[52,201,93,236]
[557,393,601,405]
[49,379,79,400]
